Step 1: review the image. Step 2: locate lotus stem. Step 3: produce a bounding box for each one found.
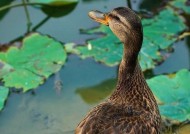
[32,16,50,31]
[22,0,32,32]
[127,0,132,9]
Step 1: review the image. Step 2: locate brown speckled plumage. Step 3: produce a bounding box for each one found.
[75,7,161,134]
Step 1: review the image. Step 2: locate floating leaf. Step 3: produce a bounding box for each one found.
[170,0,190,14]
[0,86,9,111]
[0,33,67,92]
[147,69,190,122]
[66,7,187,71]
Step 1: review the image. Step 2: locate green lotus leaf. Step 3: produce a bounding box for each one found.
[0,86,9,111]
[66,7,187,71]
[0,33,67,92]
[147,69,190,122]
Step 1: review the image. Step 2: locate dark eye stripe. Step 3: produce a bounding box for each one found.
[109,14,130,29]
[113,16,120,21]
[109,14,120,21]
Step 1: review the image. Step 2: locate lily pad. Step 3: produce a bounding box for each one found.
[0,33,67,92]
[170,0,190,14]
[0,86,9,111]
[66,7,187,71]
[147,69,190,122]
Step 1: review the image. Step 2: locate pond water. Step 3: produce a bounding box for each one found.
[0,0,190,134]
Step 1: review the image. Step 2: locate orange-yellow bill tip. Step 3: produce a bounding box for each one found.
[88,10,109,25]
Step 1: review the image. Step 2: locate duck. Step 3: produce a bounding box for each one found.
[75,7,161,134]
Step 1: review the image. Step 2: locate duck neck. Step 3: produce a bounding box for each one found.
[109,35,148,102]
[117,40,141,88]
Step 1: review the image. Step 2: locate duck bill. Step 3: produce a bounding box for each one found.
[88,10,109,26]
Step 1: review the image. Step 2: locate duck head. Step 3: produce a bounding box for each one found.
[88,7,143,53]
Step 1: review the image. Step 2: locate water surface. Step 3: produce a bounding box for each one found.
[0,0,189,134]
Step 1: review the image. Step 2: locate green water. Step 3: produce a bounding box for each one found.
[0,0,189,134]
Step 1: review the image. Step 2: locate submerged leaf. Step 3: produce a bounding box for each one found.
[67,7,187,71]
[29,0,78,17]
[41,3,77,17]
[0,86,9,111]
[147,69,190,122]
[29,0,78,6]
[0,33,67,92]
[76,79,116,104]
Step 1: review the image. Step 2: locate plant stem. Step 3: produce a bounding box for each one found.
[10,36,24,43]
[127,0,132,9]
[22,0,32,32]
[32,16,50,31]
